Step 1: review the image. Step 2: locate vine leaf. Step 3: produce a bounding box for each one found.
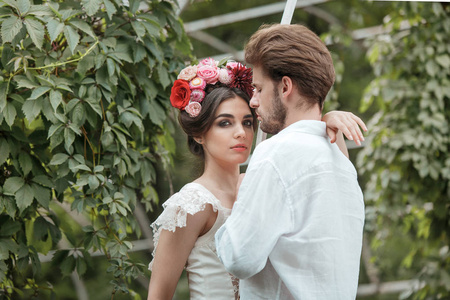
[2,0,20,14]
[4,177,25,195]
[17,0,31,15]
[49,90,62,111]
[0,138,10,164]
[27,5,53,17]
[14,75,39,89]
[22,98,43,122]
[81,0,101,16]
[63,25,80,55]
[0,239,19,260]
[18,152,32,176]
[436,54,450,68]
[47,19,64,42]
[3,103,17,127]
[0,82,7,112]
[32,184,51,209]
[49,153,69,165]
[132,44,146,63]
[29,86,51,100]
[60,255,76,276]
[103,0,117,20]
[15,184,34,213]
[131,21,145,39]
[157,63,170,89]
[72,102,86,126]
[142,20,160,37]
[69,20,96,38]
[24,17,45,50]
[32,175,53,188]
[1,15,23,43]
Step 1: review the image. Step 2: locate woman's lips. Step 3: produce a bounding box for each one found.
[231,144,248,152]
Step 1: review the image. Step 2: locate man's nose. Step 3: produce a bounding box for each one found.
[249,96,258,108]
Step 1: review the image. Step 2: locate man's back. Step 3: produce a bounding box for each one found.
[217,120,364,299]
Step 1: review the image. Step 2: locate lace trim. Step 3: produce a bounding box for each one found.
[229,273,240,299]
[148,183,220,270]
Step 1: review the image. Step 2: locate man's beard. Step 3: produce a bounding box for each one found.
[259,88,287,135]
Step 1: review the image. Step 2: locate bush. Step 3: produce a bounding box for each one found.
[0,0,191,298]
[357,3,450,299]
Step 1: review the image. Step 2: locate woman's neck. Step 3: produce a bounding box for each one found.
[194,161,241,208]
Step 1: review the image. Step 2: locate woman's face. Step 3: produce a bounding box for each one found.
[201,96,254,167]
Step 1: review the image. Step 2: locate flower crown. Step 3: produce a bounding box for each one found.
[169,57,253,118]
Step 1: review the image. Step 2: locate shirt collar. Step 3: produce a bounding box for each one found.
[278,120,327,138]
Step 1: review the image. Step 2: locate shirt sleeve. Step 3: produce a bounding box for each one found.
[215,159,292,279]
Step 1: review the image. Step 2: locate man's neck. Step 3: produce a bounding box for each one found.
[283,105,322,129]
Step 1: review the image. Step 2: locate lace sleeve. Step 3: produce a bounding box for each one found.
[148,183,220,270]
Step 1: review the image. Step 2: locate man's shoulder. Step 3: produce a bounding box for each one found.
[254,129,330,158]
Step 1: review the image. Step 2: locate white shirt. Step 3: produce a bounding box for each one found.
[215,120,365,300]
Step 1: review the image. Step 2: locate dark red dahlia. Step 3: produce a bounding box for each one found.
[229,65,253,98]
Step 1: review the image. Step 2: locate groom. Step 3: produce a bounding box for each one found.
[215,24,365,299]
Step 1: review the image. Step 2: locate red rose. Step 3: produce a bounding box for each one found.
[170,79,191,110]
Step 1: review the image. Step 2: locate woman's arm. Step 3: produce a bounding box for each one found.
[148,205,215,300]
[322,111,367,146]
[335,130,349,158]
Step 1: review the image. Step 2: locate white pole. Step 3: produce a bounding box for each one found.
[281,0,298,24]
[255,0,298,146]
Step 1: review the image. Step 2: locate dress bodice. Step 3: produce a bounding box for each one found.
[149,182,238,300]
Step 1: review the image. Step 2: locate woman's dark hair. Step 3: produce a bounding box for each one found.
[178,86,257,159]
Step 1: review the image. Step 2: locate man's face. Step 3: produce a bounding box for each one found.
[250,66,287,134]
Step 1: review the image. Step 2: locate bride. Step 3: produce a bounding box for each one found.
[147,58,366,299]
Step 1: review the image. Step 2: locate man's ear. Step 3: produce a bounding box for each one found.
[280,76,294,101]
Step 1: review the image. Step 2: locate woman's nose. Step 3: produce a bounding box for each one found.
[234,124,246,139]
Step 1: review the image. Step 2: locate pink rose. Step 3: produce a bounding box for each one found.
[197,65,219,84]
[198,57,217,67]
[218,68,233,85]
[190,89,205,102]
[185,102,202,117]
[226,61,243,70]
[178,66,198,81]
[189,77,206,90]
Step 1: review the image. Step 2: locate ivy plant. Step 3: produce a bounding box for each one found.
[0,0,191,298]
[357,3,449,299]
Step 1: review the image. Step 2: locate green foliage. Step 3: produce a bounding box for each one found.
[0,0,191,298]
[357,3,450,299]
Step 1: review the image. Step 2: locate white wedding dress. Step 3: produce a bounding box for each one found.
[149,183,238,299]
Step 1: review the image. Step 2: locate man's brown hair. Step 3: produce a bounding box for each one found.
[245,24,335,110]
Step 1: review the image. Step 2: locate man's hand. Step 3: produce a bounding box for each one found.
[322,111,368,146]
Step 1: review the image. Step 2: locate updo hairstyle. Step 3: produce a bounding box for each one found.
[178,85,257,159]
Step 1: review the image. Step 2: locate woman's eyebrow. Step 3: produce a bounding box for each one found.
[214,113,234,119]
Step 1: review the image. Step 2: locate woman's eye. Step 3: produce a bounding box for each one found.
[243,120,253,127]
[219,120,231,127]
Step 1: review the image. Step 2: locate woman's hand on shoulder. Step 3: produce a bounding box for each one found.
[322,111,367,146]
